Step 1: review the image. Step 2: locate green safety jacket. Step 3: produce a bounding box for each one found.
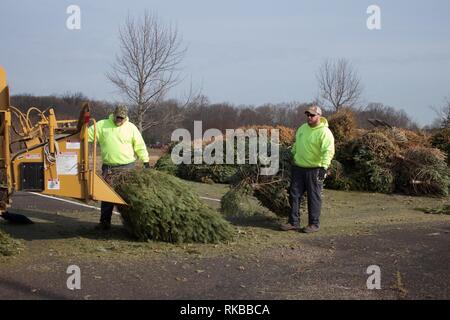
[88,114,149,165]
[291,117,335,169]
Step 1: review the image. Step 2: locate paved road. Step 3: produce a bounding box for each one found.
[9,192,101,214]
[1,192,449,300]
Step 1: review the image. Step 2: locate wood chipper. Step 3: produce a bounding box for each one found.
[0,65,126,223]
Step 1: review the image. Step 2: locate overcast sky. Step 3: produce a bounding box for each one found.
[0,0,449,126]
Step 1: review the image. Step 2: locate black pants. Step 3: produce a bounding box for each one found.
[100,162,135,224]
[289,166,323,227]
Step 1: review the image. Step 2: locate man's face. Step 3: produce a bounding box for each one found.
[114,115,125,126]
[306,112,321,126]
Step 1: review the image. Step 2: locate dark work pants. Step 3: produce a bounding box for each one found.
[100,162,135,224]
[289,166,323,227]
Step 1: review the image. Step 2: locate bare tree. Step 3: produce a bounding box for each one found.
[107,12,187,133]
[357,103,418,130]
[431,97,450,128]
[317,58,363,111]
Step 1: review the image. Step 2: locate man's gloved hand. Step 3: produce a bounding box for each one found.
[318,167,327,181]
[144,162,150,169]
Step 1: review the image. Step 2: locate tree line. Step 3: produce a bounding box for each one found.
[11,92,421,144]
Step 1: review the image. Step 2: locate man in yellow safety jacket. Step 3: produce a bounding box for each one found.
[281,105,335,233]
[88,105,149,230]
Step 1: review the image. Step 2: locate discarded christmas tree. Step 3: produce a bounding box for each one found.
[154,153,179,176]
[328,108,358,147]
[219,143,297,217]
[161,125,293,184]
[395,146,449,196]
[113,169,234,243]
[431,128,450,165]
[220,183,255,217]
[324,160,352,191]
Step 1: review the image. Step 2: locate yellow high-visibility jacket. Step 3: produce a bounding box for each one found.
[291,117,335,169]
[88,114,149,165]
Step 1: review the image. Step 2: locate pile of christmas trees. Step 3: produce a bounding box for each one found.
[155,125,295,184]
[327,109,449,196]
[155,115,449,218]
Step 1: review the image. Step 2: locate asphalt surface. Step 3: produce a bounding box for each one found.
[0,192,449,300]
[8,192,101,214]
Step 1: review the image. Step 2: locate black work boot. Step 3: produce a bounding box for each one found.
[94,221,111,231]
[302,224,320,233]
[280,223,300,231]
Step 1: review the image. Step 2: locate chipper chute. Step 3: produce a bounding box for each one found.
[0,65,126,224]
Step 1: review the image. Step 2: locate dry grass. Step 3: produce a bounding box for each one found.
[1,183,449,264]
[0,229,24,257]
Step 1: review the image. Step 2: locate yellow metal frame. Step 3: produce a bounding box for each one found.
[0,65,126,214]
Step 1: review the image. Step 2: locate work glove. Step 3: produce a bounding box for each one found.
[144,162,150,169]
[318,167,327,181]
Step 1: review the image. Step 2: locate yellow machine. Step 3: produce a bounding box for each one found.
[0,65,126,221]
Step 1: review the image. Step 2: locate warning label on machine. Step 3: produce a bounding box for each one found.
[17,153,41,160]
[47,178,60,190]
[56,152,78,175]
[66,142,81,150]
[25,153,41,160]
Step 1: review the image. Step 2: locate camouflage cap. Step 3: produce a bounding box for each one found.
[305,105,322,116]
[114,105,128,118]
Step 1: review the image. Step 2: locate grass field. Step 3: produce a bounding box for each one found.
[1,169,449,299]
[1,180,449,261]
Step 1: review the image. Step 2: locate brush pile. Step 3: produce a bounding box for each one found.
[431,128,450,165]
[156,111,449,219]
[327,109,448,195]
[324,160,352,191]
[220,143,302,217]
[220,184,255,217]
[238,125,295,146]
[159,139,239,184]
[223,115,449,217]
[395,146,449,196]
[156,125,294,184]
[327,108,358,147]
[338,130,398,193]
